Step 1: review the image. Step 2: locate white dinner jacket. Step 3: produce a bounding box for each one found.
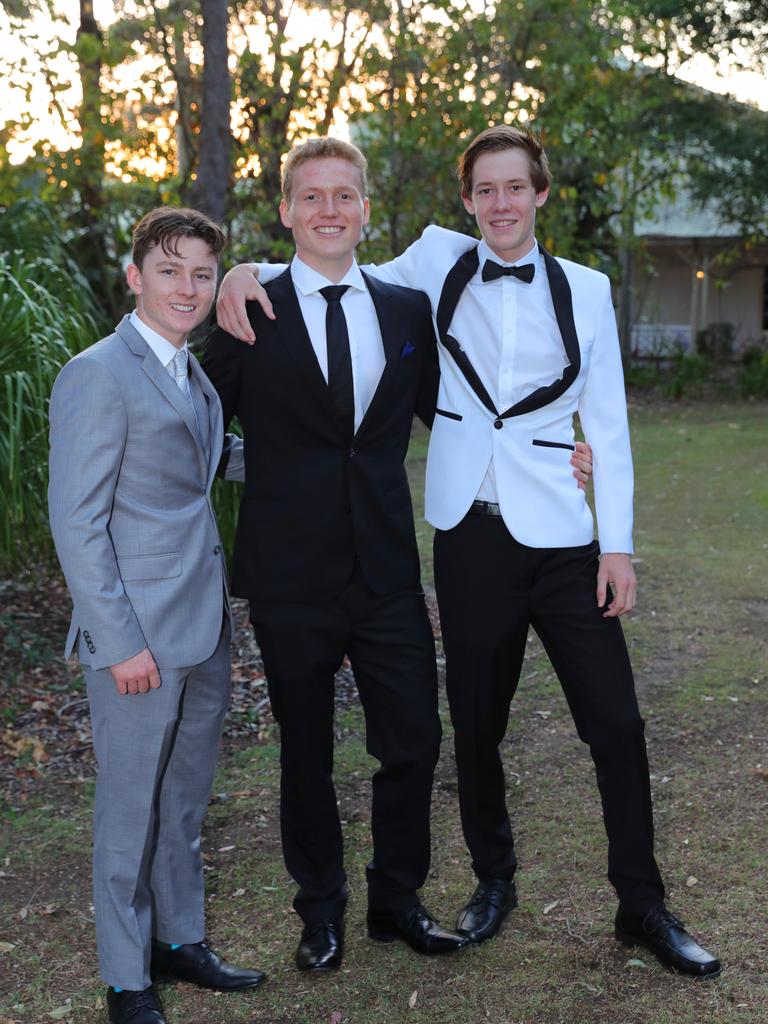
[365,225,634,554]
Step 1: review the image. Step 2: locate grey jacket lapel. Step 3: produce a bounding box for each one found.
[114,316,208,478]
[189,352,224,489]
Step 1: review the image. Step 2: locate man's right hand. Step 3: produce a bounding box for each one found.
[109,648,161,695]
[217,264,275,343]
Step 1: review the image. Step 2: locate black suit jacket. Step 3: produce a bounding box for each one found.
[203,268,439,602]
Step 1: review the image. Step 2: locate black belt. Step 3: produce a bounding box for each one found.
[469,500,502,517]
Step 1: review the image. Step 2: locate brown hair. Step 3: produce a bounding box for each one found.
[458,125,552,197]
[282,137,368,204]
[131,207,226,269]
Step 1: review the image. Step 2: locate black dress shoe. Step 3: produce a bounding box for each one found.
[150,939,266,990]
[295,918,344,972]
[615,904,721,978]
[456,878,518,943]
[107,986,166,1024]
[367,903,469,955]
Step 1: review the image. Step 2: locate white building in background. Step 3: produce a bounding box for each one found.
[631,189,768,357]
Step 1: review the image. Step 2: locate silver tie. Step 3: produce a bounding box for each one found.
[170,347,191,399]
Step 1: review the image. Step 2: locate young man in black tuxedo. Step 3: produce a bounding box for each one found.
[202,138,469,971]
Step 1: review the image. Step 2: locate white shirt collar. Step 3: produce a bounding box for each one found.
[291,255,367,296]
[477,237,539,271]
[129,309,187,367]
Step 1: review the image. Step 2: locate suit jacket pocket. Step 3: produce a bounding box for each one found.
[117,551,183,582]
[435,408,463,421]
[532,439,575,451]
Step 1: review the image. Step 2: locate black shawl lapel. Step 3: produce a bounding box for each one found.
[435,243,582,421]
[500,245,581,419]
[435,246,498,416]
[268,268,347,434]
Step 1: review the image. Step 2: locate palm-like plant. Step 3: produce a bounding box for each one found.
[0,201,104,570]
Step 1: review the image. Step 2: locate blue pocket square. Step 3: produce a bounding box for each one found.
[400,341,416,359]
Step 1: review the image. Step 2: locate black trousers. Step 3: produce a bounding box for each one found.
[249,569,440,924]
[434,514,665,915]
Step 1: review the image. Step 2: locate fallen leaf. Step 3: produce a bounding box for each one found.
[0,942,15,953]
[625,958,647,969]
[217,845,235,853]
[232,888,246,898]
[686,875,698,887]
[408,990,418,1009]
[48,1004,72,1020]
[543,899,560,915]
[18,907,28,921]
[41,903,58,916]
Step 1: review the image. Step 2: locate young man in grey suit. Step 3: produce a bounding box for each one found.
[48,208,265,1024]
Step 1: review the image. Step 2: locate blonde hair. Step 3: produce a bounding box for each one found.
[282,138,368,203]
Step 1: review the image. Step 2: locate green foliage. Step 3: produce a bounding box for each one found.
[664,348,713,399]
[696,321,735,363]
[0,201,103,571]
[740,344,768,397]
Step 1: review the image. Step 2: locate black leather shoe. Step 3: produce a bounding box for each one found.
[615,904,721,978]
[456,878,518,943]
[367,903,469,955]
[295,918,344,972]
[107,986,166,1024]
[150,939,266,990]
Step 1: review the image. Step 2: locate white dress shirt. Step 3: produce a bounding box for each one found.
[290,256,385,433]
[129,310,189,369]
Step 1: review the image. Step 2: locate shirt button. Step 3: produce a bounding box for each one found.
[348,448,356,458]
[213,545,221,555]
[494,419,503,429]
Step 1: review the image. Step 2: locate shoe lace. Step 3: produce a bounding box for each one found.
[469,883,508,909]
[643,905,684,935]
[124,988,163,1013]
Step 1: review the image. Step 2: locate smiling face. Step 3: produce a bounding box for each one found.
[462,147,549,264]
[279,156,370,281]
[126,235,218,348]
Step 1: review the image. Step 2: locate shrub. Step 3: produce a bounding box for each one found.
[741,344,768,398]
[0,201,104,570]
[695,321,735,363]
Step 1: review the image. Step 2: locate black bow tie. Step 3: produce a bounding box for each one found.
[482,260,535,284]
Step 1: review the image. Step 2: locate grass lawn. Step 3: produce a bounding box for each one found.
[1,400,766,1024]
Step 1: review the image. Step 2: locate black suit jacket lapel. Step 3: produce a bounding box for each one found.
[269,268,347,434]
[353,272,407,438]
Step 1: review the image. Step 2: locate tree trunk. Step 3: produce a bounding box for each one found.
[75,0,118,316]
[190,0,231,223]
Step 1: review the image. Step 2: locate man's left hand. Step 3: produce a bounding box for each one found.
[571,441,592,491]
[597,553,636,617]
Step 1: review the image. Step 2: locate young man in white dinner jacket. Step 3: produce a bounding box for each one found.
[215,125,720,978]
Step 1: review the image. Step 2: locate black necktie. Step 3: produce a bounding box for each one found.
[319,285,354,439]
[481,260,536,284]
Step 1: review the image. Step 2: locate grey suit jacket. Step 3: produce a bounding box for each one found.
[48,315,242,671]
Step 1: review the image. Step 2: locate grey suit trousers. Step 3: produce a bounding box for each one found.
[85,618,231,990]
